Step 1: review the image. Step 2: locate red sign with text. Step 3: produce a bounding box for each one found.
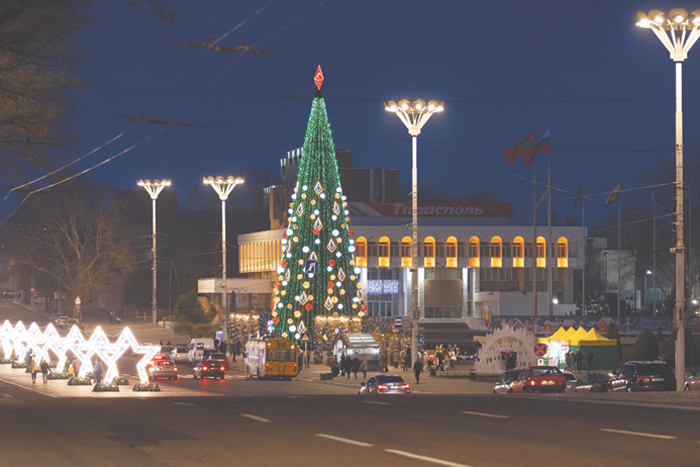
[348,202,512,218]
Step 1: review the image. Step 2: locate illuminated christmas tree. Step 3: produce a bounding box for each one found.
[271,66,365,341]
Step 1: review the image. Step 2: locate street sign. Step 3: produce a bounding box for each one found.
[75,296,81,305]
[75,304,81,310]
[304,260,318,274]
[299,332,311,343]
[533,343,548,357]
[298,321,306,333]
[394,316,403,329]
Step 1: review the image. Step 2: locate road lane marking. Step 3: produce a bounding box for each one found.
[0,393,13,399]
[173,402,195,406]
[0,378,58,398]
[363,400,390,405]
[462,411,510,419]
[241,414,271,423]
[315,433,374,447]
[600,428,676,440]
[384,449,473,467]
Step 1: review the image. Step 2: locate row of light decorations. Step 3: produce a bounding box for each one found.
[0,321,160,385]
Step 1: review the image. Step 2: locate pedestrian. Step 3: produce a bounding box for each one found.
[220,341,227,356]
[298,350,304,371]
[575,349,583,372]
[360,359,367,379]
[93,359,104,384]
[305,351,311,370]
[340,353,347,376]
[329,356,339,377]
[343,356,352,379]
[585,349,594,372]
[25,349,33,366]
[166,340,171,346]
[71,356,81,378]
[159,340,164,346]
[30,360,39,384]
[40,359,51,384]
[400,349,407,371]
[565,351,573,372]
[392,349,399,369]
[68,364,75,379]
[413,359,422,384]
[231,341,238,362]
[351,357,360,379]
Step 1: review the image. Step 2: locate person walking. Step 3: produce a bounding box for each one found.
[68,364,75,379]
[30,360,39,384]
[329,356,339,377]
[40,360,51,384]
[340,353,347,377]
[351,357,360,379]
[343,356,352,379]
[565,351,573,372]
[575,349,583,372]
[392,349,399,369]
[298,349,304,372]
[71,356,81,378]
[585,349,594,372]
[305,350,311,370]
[413,359,422,384]
[93,359,104,384]
[360,359,367,379]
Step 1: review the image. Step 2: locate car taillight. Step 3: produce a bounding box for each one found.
[529,380,536,385]
[173,367,177,372]
[203,366,208,371]
[220,366,225,371]
[401,384,410,389]
[637,375,650,383]
[377,384,388,390]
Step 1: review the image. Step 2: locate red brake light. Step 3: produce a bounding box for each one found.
[173,367,177,372]
[401,384,410,389]
[377,384,388,390]
[220,366,225,371]
[203,366,208,371]
[530,380,536,385]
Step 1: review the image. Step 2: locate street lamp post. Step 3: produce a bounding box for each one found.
[384,98,444,366]
[137,179,171,328]
[636,8,700,390]
[645,270,653,313]
[203,176,244,345]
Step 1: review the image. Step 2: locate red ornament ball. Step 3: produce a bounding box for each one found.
[270,305,274,311]
[283,231,287,238]
[274,282,281,288]
[305,303,313,311]
[281,260,287,267]
[313,228,319,235]
[329,260,336,266]
[272,317,279,324]
[349,230,354,237]
[327,282,334,288]
[360,304,367,311]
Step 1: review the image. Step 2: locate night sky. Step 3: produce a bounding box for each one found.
[66,0,700,228]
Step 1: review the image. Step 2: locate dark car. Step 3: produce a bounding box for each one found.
[205,353,230,371]
[510,366,566,393]
[493,369,520,394]
[193,360,226,379]
[359,375,410,394]
[574,372,610,392]
[685,364,700,390]
[609,361,676,392]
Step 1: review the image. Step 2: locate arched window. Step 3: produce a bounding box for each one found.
[423,236,435,268]
[557,237,569,268]
[469,236,480,268]
[490,236,502,268]
[378,236,390,268]
[401,237,412,268]
[513,236,524,268]
[355,237,367,268]
[446,236,458,268]
[537,236,546,268]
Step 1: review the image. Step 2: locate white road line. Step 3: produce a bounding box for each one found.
[600,428,676,440]
[0,393,14,399]
[363,400,390,406]
[461,411,510,419]
[0,378,58,398]
[241,414,271,423]
[315,433,374,447]
[384,449,473,467]
[173,402,195,406]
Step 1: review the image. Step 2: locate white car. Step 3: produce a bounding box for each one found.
[171,347,189,363]
[562,371,578,391]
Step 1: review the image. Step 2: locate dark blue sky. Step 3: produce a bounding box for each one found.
[70,0,700,228]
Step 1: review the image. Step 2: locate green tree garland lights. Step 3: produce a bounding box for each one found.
[271,67,366,342]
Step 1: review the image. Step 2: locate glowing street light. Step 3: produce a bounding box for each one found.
[384,98,444,366]
[203,176,244,346]
[137,179,171,328]
[636,7,700,390]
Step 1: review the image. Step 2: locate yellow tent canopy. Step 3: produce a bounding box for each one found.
[569,326,591,346]
[577,327,616,347]
[540,326,574,343]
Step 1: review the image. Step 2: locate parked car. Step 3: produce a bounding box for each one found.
[359,374,410,395]
[193,360,226,379]
[685,365,700,390]
[1,289,15,299]
[147,360,178,380]
[493,369,520,394]
[205,353,229,371]
[171,347,189,364]
[510,366,566,393]
[608,361,676,392]
[561,371,578,391]
[575,372,610,393]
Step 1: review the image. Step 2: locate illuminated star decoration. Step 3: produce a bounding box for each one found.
[42,323,68,372]
[314,64,324,90]
[0,320,13,358]
[12,321,28,363]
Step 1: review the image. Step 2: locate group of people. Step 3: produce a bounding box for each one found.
[328,353,367,379]
[26,350,106,385]
[565,348,594,372]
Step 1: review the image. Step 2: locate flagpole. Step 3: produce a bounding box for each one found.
[582,188,586,315]
[532,158,537,317]
[618,200,621,318]
[547,154,553,316]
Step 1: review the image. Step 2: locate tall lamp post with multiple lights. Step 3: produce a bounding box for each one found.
[203,176,244,345]
[636,7,700,390]
[384,98,444,365]
[137,179,171,328]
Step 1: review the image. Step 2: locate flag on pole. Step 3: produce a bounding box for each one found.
[605,184,620,207]
[502,132,535,164]
[573,184,584,206]
[535,187,549,209]
[524,129,550,168]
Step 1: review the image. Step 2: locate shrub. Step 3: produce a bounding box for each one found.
[661,327,697,367]
[630,329,659,361]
